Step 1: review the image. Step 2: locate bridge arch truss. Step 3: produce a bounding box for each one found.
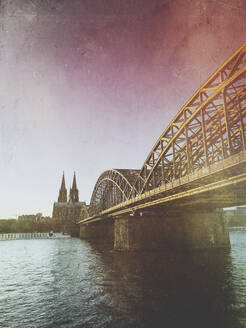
[131,42,246,196]
[89,169,139,216]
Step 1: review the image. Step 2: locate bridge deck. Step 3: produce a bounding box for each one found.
[80,150,246,224]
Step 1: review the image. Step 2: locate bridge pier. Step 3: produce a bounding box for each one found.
[80,219,114,245]
[114,208,230,251]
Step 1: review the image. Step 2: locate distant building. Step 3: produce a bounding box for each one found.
[237,207,246,216]
[52,172,88,236]
[223,206,246,227]
[223,207,246,218]
[18,213,43,222]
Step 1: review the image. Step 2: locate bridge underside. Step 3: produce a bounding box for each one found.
[79,207,230,251]
[114,209,229,251]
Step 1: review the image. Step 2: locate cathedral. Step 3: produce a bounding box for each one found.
[52,172,88,236]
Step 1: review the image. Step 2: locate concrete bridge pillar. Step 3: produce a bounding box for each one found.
[114,208,230,251]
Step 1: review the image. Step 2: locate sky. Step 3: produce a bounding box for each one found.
[0,0,246,218]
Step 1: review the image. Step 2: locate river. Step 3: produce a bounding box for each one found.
[0,232,245,328]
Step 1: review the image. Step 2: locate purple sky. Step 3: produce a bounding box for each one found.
[1,0,246,218]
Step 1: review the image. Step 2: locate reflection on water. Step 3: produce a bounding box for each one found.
[0,232,245,328]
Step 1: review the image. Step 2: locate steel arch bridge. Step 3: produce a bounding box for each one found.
[88,42,246,218]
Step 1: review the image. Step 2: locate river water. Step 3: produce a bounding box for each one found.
[0,232,246,328]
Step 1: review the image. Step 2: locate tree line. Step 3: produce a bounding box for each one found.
[0,214,63,233]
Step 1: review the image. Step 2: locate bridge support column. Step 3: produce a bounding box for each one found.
[80,219,114,244]
[114,208,230,251]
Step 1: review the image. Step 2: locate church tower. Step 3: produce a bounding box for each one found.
[69,172,79,203]
[58,172,67,202]
[53,172,86,236]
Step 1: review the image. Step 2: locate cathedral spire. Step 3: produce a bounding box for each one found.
[72,172,77,189]
[58,172,67,202]
[61,172,66,189]
[69,172,79,203]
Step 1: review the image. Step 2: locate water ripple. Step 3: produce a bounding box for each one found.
[0,234,246,327]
